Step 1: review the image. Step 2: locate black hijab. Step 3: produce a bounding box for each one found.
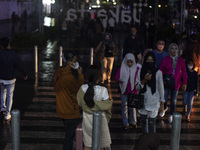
[140,51,158,94]
[102,33,112,46]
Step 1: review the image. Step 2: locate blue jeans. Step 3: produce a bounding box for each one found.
[1,83,15,116]
[140,114,156,134]
[120,94,137,125]
[183,91,194,116]
[164,88,179,115]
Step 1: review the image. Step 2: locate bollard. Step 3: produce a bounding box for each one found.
[90,47,93,65]
[170,113,182,150]
[59,46,63,66]
[92,111,102,150]
[34,46,38,74]
[11,109,20,150]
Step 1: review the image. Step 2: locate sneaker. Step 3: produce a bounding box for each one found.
[0,108,6,112]
[186,116,190,122]
[129,123,137,128]
[183,105,187,114]
[168,115,173,123]
[4,114,11,120]
[159,107,168,117]
[123,124,129,130]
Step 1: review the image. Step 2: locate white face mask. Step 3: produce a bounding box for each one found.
[70,62,79,69]
[188,65,193,70]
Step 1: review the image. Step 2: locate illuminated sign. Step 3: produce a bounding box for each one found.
[66,0,148,24]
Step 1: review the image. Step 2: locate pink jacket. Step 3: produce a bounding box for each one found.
[159,55,187,90]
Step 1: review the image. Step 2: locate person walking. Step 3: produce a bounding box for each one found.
[123,25,145,61]
[95,32,116,84]
[54,51,84,150]
[139,51,165,134]
[0,37,28,120]
[77,65,112,150]
[153,39,168,68]
[159,43,187,123]
[183,59,198,122]
[115,53,143,129]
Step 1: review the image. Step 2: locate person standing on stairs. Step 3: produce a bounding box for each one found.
[54,51,84,150]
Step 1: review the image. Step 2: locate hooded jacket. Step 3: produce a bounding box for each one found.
[54,67,84,119]
[95,33,116,59]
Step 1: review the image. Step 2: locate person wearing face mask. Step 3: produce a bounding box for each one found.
[123,26,145,62]
[115,53,144,130]
[54,51,84,150]
[95,32,116,84]
[159,43,187,123]
[139,51,165,134]
[183,59,198,122]
[153,39,168,68]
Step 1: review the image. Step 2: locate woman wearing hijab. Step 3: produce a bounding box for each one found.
[54,51,84,150]
[115,53,143,130]
[139,51,165,134]
[159,43,187,123]
[95,33,116,83]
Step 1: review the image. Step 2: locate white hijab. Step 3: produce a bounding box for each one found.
[119,53,137,94]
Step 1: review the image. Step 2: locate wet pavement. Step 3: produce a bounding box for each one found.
[1,24,200,149]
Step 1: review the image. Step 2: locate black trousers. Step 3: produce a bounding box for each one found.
[63,118,81,150]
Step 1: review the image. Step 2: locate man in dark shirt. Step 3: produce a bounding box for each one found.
[123,26,145,62]
[0,37,28,120]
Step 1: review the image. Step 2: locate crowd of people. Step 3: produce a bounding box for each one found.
[0,21,199,149]
[54,23,200,149]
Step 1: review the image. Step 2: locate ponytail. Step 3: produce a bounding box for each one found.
[84,83,95,108]
[83,65,101,108]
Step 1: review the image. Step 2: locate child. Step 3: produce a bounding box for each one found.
[183,59,198,122]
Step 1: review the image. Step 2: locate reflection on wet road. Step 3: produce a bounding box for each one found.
[38,40,58,85]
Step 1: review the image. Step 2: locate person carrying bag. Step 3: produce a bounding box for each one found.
[115,53,143,130]
[138,51,165,134]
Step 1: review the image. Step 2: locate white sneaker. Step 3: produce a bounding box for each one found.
[159,107,168,117]
[4,114,11,120]
[168,115,173,124]
[1,108,6,112]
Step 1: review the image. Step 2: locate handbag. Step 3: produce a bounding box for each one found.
[163,74,175,89]
[128,85,144,109]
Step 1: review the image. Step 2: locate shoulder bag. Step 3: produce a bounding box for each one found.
[128,84,144,109]
[127,67,144,109]
[163,74,175,89]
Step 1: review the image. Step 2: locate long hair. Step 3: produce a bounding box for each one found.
[84,65,101,108]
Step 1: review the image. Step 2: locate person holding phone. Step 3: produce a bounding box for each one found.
[139,51,165,134]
